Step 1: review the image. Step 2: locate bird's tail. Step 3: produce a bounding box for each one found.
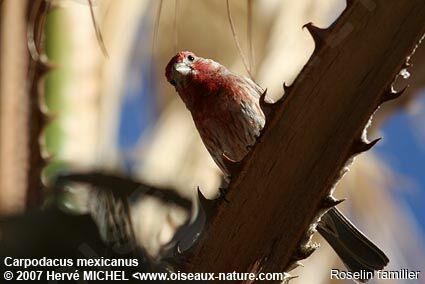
[317,207,389,282]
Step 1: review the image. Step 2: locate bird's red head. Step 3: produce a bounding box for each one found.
[165,51,228,109]
[165,51,198,87]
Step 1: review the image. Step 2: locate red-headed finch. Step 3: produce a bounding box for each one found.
[166,51,264,177]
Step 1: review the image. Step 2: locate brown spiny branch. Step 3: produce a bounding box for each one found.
[26,0,51,209]
[181,0,425,281]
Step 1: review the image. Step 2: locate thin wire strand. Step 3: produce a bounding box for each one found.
[226,0,252,78]
[88,0,109,58]
[247,0,254,73]
[174,0,180,53]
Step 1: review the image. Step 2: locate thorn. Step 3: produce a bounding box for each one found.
[40,145,54,161]
[42,113,58,126]
[222,153,242,176]
[321,195,345,210]
[259,88,268,104]
[303,22,327,51]
[43,155,54,165]
[352,137,381,155]
[259,88,274,116]
[36,55,55,75]
[380,85,408,104]
[260,88,285,120]
[197,186,216,218]
[283,82,293,94]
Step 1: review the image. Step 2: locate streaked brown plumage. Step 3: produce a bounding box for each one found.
[166,51,264,176]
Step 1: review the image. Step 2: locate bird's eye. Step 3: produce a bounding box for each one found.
[187,55,195,62]
[170,80,176,86]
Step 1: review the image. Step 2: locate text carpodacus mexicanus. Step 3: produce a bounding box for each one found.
[166,51,389,280]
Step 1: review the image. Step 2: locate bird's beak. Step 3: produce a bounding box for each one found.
[174,62,192,75]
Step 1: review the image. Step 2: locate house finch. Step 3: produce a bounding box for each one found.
[166,51,265,176]
[166,51,388,280]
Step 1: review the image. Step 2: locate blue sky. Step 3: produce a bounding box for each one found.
[377,94,425,233]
